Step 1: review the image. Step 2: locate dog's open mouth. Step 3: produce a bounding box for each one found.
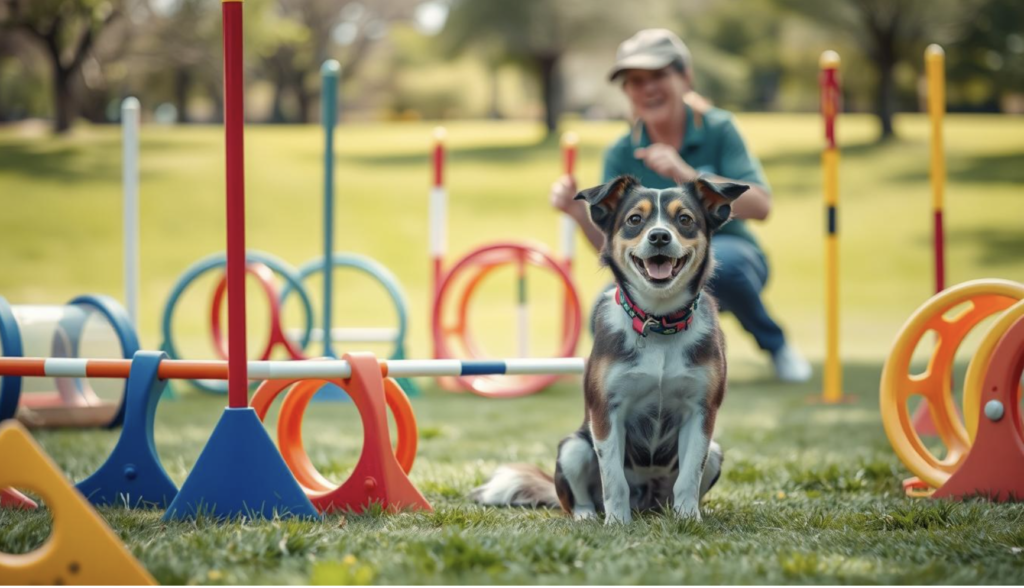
[632,253,689,284]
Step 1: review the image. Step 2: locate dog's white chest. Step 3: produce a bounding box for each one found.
[608,338,707,408]
[601,299,713,407]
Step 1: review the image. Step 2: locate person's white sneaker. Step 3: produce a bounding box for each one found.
[772,344,812,383]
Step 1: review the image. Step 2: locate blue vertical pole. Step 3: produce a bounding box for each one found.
[321,60,340,358]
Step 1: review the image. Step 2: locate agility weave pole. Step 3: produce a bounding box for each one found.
[910,44,950,436]
[158,0,320,521]
[818,50,844,404]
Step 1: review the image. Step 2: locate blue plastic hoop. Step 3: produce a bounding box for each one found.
[0,295,24,422]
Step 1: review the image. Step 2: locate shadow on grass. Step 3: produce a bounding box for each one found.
[893,151,1024,185]
[916,226,1024,268]
[758,140,880,171]
[0,137,207,183]
[343,136,601,169]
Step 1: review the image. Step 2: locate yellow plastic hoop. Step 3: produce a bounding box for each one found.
[962,298,1024,441]
[880,279,1024,490]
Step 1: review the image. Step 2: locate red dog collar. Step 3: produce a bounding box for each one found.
[615,286,700,337]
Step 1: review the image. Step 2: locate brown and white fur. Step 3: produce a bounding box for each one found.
[471,175,748,524]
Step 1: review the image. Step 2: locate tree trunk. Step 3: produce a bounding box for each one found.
[876,53,896,140]
[52,66,74,134]
[537,54,560,135]
[295,84,311,124]
[174,67,191,123]
[269,78,287,123]
[488,66,502,120]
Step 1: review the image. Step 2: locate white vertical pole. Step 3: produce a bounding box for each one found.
[122,97,140,329]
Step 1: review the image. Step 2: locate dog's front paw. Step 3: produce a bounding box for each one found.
[604,504,632,525]
[573,507,597,521]
[673,500,702,521]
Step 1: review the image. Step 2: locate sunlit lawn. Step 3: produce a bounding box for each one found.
[0,115,1022,584]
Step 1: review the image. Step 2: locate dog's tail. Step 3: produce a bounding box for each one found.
[469,464,559,509]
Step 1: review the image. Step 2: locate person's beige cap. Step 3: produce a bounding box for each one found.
[608,29,692,81]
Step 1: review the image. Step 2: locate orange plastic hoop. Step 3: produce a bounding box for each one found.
[250,375,416,495]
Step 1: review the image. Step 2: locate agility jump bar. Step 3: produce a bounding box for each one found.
[0,357,586,381]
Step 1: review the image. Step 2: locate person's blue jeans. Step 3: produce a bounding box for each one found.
[706,234,786,354]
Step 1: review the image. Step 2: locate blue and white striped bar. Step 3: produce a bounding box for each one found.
[247,358,585,380]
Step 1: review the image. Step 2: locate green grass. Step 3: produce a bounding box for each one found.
[1,115,1023,584]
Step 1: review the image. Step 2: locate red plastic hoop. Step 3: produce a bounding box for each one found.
[432,242,582,398]
[210,262,304,361]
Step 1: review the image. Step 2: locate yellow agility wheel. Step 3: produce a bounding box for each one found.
[880,279,1024,491]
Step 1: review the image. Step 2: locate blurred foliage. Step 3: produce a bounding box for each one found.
[0,0,1021,134]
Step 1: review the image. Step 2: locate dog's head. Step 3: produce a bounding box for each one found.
[575,175,749,309]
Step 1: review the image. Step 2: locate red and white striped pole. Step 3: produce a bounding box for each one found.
[429,127,447,302]
[559,132,578,269]
[560,132,578,343]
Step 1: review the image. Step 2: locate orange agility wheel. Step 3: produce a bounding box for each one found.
[250,353,429,513]
[881,279,1024,494]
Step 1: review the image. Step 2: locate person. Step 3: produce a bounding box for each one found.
[550,28,811,383]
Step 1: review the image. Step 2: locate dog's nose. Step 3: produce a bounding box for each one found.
[647,229,672,246]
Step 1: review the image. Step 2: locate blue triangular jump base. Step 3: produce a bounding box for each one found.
[76,350,178,508]
[163,407,319,521]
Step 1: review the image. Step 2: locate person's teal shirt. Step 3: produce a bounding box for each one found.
[602,104,768,256]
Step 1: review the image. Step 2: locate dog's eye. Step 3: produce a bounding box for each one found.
[627,214,643,226]
[678,214,694,227]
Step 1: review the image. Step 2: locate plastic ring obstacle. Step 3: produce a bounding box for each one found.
[280,252,414,362]
[881,279,1024,500]
[432,243,582,397]
[429,129,583,398]
[0,294,139,428]
[250,364,420,512]
[160,251,314,393]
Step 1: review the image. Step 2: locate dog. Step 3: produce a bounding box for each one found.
[470,174,748,524]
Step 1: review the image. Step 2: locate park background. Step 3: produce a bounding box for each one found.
[1,0,1024,585]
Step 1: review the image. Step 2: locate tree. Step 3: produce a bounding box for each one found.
[250,0,417,123]
[0,0,127,133]
[442,0,655,135]
[773,0,984,140]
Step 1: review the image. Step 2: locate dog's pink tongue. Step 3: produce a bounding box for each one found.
[644,258,673,280]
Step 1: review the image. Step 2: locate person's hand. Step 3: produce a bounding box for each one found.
[549,174,584,218]
[634,143,697,184]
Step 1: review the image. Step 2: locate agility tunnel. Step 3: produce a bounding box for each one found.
[0,295,138,428]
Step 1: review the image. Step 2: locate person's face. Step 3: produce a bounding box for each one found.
[621,66,689,125]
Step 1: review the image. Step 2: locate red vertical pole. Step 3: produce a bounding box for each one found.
[222,0,248,409]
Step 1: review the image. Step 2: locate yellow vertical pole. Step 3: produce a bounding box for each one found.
[926,44,946,294]
[820,50,843,403]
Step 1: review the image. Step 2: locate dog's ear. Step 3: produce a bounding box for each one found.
[574,175,638,232]
[694,175,749,231]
